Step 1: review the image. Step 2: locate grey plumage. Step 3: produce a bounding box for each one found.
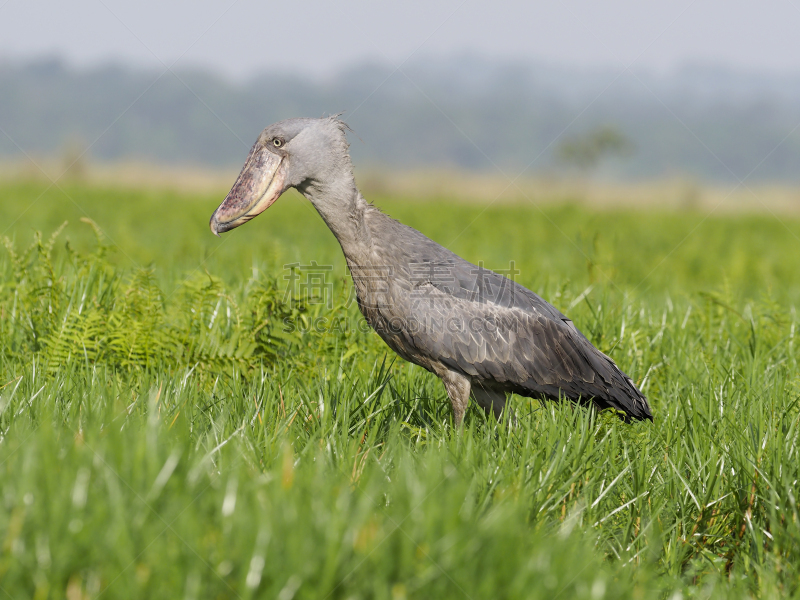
[210,116,653,425]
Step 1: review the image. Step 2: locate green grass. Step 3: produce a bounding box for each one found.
[1,179,800,599]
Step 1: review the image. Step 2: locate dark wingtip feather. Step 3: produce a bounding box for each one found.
[612,381,653,422]
[590,369,653,422]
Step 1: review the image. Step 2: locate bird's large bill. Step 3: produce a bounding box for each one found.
[209,143,285,236]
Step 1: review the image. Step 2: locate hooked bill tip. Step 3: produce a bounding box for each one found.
[209,216,221,237]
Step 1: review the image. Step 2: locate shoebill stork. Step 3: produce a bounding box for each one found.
[209,117,653,425]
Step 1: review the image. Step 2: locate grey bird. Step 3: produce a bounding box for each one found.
[210,117,653,425]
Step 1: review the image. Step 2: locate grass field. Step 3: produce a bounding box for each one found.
[1,178,800,599]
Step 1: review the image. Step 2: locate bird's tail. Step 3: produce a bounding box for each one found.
[595,366,653,422]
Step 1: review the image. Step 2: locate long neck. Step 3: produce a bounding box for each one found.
[300,167,374,262]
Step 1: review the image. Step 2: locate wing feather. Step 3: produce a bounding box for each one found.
[393,257,652,420]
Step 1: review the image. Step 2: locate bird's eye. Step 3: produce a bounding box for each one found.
[273,138,283,148]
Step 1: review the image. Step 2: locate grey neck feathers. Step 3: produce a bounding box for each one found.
[300,169,375,262]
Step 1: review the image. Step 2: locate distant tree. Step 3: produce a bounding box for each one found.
[555,125,634,172]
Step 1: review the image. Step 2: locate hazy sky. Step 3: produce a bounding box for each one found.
[1,0,799,77]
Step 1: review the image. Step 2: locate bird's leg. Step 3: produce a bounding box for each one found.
[472,386,511,421]
[436,369,471,427]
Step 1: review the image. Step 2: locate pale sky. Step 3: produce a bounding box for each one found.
[1,0,799,78]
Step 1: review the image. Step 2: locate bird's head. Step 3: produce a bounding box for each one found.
[209,116,351,235]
